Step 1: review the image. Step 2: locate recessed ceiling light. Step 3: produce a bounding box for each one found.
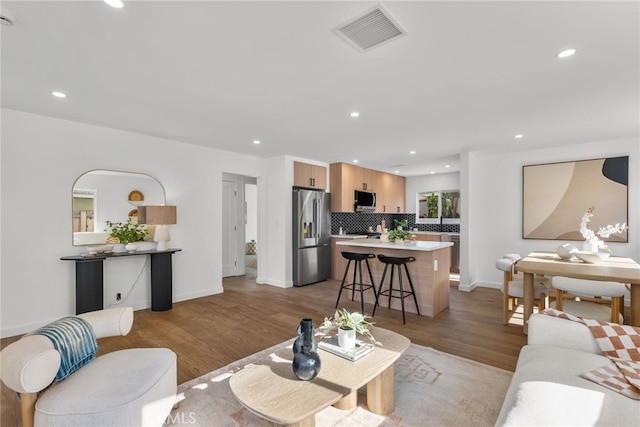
[557,48,576,58]
[350,111,360,118]
[515,134,524,139]
[353,159,359,163]
[409,151,416,155]
[430,171,435,174]
[445,165,451,168]
[104,0,124,8]
[52,91,66,98]
[253,140,261,145]
[394,170,400,174]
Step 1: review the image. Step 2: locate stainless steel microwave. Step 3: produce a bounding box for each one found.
[354,190,376,212]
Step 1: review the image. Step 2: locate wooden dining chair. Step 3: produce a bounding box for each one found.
[496,254,551,325]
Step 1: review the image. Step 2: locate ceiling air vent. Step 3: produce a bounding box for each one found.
[332,4,407,53]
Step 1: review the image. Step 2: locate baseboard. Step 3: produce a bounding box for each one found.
[458,281,502,293]
[256,276,292,288]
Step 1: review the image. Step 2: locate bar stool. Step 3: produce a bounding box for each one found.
[373,254,420,324]
[335,252,378,315]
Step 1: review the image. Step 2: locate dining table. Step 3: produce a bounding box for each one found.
[515,251,640,334]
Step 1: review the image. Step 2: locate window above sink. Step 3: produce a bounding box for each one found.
[416,190,460,225]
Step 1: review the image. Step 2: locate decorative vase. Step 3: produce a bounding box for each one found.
[582,239,598,253]
[125,242,138,252]
[338,326,356,349]
[292,318,321,381]
[112,243,126,253]
[380,233,389,243]
[394,239,404,244]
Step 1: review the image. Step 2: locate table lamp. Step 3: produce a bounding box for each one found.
[138,205,177,251]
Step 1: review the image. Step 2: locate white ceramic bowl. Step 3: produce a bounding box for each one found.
[556,243,578,260]
[575,251,610,264]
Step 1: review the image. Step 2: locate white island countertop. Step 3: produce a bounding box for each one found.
[336,239,452,252]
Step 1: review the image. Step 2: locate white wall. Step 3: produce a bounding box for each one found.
[461,137,639,290]
[0,109,265,337]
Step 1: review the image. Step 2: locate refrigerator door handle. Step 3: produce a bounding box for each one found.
[313,198,318,239]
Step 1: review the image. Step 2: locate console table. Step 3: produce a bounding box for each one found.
[61,249,181,314]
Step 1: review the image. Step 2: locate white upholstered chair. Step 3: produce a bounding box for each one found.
[550,276,628,324]
[0,307,177,427]
[496,254,551,325]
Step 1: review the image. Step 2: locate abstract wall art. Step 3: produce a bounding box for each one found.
[522,156,628,241]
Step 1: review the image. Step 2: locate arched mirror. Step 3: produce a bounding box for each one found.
[72,170,166,246]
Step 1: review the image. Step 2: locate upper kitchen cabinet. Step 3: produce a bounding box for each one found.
[330,162,356,212]
[330,162,405,213]
[355,166,378,192]
[293,161,327,190]
[377,173,406,213]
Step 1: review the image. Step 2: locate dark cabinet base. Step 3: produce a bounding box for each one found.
[62,249,181,314]
[75,260,104,314]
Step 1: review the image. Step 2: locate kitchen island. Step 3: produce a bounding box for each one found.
[335,240,453,317]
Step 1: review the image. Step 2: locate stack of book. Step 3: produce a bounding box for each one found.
[318,337,374,361]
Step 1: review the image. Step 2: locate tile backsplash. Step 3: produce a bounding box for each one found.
[331,212,460,234]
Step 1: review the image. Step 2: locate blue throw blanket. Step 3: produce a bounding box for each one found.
[30,316,98,381]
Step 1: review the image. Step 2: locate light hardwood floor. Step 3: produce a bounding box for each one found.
[1,273,527,425]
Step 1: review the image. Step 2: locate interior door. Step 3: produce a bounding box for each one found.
[222,179,239,277]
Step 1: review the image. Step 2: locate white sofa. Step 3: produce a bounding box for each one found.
[496,314,638,426]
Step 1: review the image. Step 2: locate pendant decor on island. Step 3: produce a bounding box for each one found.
[292,318,321,381]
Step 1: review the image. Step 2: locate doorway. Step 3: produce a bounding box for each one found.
[222,173,258,278]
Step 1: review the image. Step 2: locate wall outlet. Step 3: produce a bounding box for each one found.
[116,292,122,301]
[434,259,438,271]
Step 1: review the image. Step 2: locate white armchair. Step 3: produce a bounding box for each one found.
[0,307,177,427]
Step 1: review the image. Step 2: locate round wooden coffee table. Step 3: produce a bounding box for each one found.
[229,328,410,427]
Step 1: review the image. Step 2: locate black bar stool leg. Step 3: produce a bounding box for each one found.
[350,262,358,301]
[388,266,395,309]
[372,264,389,317]
[398,265,407,324]
[358,259,365,314]
[335,259,352,308]
[366,259,378,301]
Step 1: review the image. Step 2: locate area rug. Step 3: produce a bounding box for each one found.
[164,340,512,426]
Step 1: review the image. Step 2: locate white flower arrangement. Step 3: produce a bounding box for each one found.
[579,206,628,252]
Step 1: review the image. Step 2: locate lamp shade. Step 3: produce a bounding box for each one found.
[138,205,177,225]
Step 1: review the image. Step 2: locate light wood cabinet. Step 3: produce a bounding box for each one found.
[330,162,405,213]
[375,173,405,213]
[387,174,406,213]
[294,161,327,190]
[355,167,377,192]
[414,233,443,242]
[330,163,356,212]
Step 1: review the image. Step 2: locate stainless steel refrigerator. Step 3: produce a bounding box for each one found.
[293,188,331,286]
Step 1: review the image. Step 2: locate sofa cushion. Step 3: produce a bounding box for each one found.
[496,344,639,426]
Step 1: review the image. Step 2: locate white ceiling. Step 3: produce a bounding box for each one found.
[2,1,638,176]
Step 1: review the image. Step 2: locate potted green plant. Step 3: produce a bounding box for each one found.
[392,219,408,230]
[388,229,415,243]
[320,308,381,348]
[105,219,148,250]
